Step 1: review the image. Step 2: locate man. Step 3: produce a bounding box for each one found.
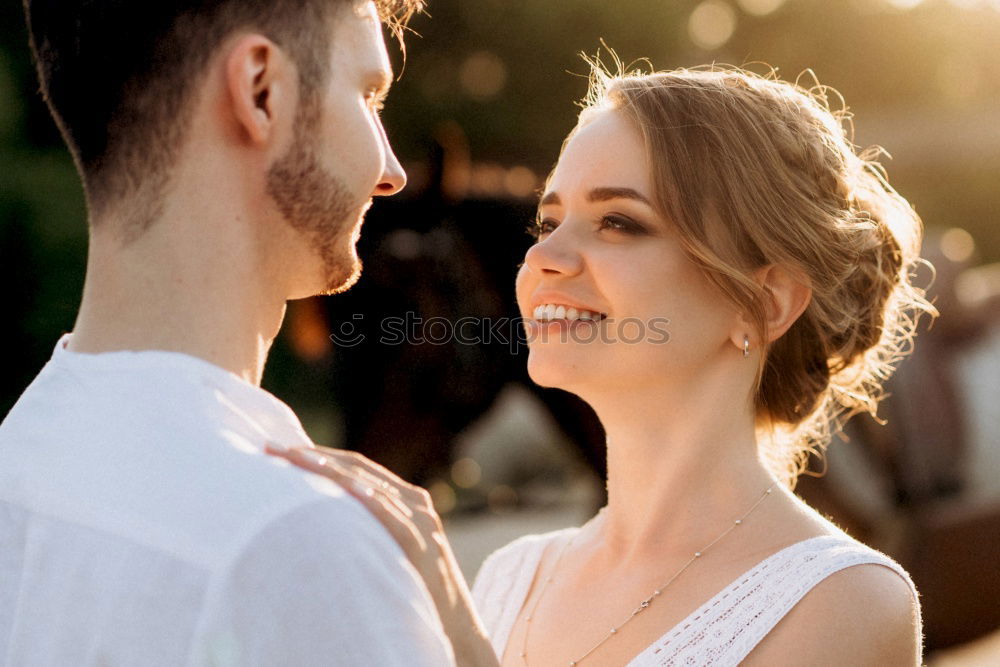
[0,0,457,664]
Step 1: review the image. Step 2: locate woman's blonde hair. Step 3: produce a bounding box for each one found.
[574,60,937,487]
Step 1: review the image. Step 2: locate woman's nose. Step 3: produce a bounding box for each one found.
[523,227,584,277]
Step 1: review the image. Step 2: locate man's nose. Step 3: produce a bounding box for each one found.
[373,125,406,196]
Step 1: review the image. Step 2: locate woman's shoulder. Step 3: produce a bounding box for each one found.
[732,507,923,666]
[759,498,919,603]
[743,538,922,665]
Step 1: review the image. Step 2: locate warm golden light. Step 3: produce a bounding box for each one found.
[504,166,538,198]
[736,0,787,17]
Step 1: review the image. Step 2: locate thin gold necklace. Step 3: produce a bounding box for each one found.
[517,482,777,666]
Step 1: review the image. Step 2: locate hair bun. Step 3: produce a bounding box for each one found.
[584,63,938,486]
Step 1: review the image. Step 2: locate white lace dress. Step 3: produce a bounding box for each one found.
[471,530,922,665]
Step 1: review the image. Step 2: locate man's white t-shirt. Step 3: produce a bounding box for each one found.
[0,334,455,666]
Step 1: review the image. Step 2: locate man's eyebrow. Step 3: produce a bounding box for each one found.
[369,69,393,96]
[538,187,652,207]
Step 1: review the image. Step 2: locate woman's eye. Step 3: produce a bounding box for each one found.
[532,218,559,239]
[599,214,645,235]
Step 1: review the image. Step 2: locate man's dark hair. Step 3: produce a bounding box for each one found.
[22,0,422,239]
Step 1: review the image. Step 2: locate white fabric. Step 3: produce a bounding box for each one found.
[472,528,921,666]
[0,334,455,667]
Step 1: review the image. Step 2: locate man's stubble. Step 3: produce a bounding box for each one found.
[265,98,364,296]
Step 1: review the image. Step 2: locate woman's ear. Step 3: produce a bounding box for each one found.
[731,264,812,352]
[224,34,290,146]
[756,264,812,343]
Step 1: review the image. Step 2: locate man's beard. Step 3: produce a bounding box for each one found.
[265,109,364,295]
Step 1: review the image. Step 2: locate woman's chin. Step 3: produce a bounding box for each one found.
[525,352,586,392]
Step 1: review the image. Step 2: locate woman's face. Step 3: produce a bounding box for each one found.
[515,108,739,398]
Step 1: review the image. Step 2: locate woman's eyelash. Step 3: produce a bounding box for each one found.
[600,214,645,235]
[529,214,646,239]
[529,217,558,239]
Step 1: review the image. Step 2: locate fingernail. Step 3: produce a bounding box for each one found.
[295,448,328,466]
[352,481,374,498]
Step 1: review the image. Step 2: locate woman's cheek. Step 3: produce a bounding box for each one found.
[514,262,533,311]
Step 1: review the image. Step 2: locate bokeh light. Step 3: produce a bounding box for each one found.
[941,227,977,263]
[486,484,519,513]
[886,0,926,9]
[451,457,483,489]
[503,166,538,199]
[428,479,457,514]
[459,51,508,100]
[688,0,738,50]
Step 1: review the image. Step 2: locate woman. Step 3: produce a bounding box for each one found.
[270,63,936,665]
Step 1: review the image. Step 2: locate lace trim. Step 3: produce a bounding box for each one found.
[631,535,920,665]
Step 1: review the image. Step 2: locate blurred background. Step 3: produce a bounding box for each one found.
[2,0,999,662]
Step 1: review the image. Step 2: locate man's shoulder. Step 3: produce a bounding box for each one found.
[0,361,387,568]
[196,488,455,666]
[228,488,403,568]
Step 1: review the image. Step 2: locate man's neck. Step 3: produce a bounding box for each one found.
[69,222,288,386]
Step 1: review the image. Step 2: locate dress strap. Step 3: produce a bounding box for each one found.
[634,535,920,665]
[728,536,919,663]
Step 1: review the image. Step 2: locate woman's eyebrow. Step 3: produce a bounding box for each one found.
[539,191,561,207]
[587,187,652,205]
[538,187,652,208]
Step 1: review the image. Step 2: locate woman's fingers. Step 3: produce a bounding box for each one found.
[349,484,429,554]
[264,444,446,561]
[266,445,416,520]
[311,445,423,501]
[263,445,497,665]
[290,447,425,551]
[279,445,437,521]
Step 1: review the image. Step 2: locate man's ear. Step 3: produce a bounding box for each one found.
[225,34,291,145]
[733,264,813,349]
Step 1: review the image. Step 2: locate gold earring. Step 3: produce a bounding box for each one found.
[743,335,750,358]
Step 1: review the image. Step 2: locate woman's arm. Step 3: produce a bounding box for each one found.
[266,445,500,667]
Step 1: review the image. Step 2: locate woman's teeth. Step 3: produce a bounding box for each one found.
[533,303,604,322]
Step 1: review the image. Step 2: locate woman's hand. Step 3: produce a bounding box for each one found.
[265,444,499,667]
